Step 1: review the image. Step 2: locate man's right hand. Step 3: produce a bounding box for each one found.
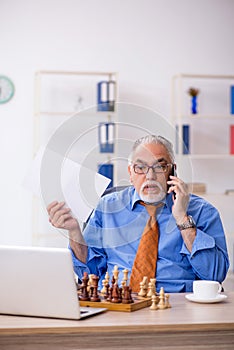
[47,201,79,231]
[47,201,88,263]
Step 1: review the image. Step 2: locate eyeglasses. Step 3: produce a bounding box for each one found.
[132,163,173,174]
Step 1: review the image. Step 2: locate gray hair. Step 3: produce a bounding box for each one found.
[128,135,175,163]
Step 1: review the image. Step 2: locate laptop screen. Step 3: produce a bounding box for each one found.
[0,245,105,319]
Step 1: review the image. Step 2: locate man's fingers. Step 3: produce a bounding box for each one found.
[48,201,65,216]
[51,212,72,228]
[47,201,58,213]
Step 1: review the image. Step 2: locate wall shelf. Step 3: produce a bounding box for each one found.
[33,70,119,246]
[171,73,234,271]
[177,154,234,159]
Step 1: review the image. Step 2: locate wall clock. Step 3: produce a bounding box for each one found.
[0,75,15,104]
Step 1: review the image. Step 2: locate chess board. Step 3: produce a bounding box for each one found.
[79,294,152,312]
[77,269,159,312]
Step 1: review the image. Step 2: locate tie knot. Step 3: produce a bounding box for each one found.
[140,202,163,218]
[145,204,157,217]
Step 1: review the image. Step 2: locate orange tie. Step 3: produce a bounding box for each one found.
[130,202,162,292]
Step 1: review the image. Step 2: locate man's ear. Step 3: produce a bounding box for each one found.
[128,164,133,183]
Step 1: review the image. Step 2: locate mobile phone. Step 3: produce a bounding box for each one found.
[171,164,177,177]
[168,164,177,199]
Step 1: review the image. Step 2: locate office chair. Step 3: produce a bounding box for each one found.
[83,185,130,229]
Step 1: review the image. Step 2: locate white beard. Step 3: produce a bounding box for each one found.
[139,180,166,204]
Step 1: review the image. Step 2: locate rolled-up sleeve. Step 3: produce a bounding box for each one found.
[69,244,107,282]
[69,199,108,282]
[180,202,229,282]
[68,244,90,281]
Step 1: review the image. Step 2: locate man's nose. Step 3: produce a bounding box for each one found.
[146,168,157,180]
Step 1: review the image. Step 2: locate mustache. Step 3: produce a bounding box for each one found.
[140,180,164,192]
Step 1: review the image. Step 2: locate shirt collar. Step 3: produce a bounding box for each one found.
[131,187,173,211]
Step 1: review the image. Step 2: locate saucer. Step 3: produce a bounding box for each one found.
[185,293,227,304]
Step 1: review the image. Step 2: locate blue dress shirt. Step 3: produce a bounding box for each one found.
[70,186,229,293]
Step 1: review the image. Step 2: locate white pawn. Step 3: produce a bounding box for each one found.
[158,287,167,310]
[100,278,106,294]
[147,281,155,297]
[138,276,148,297]
[165,293,171,308]
[150,294,158,310]
[138,281,146,297]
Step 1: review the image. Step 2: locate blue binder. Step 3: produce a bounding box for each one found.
[97,81,116,111]
[231,86,234,114]
[97,163,114,188]
[98,122,115,153]
[175,124,190,154]
[182,125,190,154]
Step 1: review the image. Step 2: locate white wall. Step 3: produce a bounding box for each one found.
[1,0,234,247]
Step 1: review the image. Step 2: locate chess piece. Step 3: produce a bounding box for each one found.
[104,282,110,300]
[108,286,113,302]
[90,275,101,302]
[157,287,167,310]
[111,283,121,303]
[147,281,155,298]
[87,274,95,293]
[149,294,158,310]
[100,274,109,294]
[121,279,126,291]
[111,275,116,286]
[121,268,129,293]
[138,276,148,297]
[165,294,171,308]
[105,271,110,284]
[122,268,129,285]
[122,285,134,304]
[150,278,156,294]
[89,285,94,298]
[138,281,146,297]
[79,272,90,301]
[118,287,123,303]
[113,265,119,284]
[105,271,110,278]
[101,278,106,295]
[142,276,148,286]
[101,271,110,295]
[128,287,133,303]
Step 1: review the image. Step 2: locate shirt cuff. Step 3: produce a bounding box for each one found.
[68,245,90,281]
[180,229,216,257]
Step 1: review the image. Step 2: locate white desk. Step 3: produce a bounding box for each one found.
[0,292,234,349]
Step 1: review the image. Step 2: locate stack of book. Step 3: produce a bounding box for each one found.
[187,183,206,195]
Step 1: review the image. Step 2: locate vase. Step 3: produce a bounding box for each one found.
[191,96,198,114]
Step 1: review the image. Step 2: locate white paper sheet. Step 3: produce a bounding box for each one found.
[61,157,110,222]
[23,147,111,222]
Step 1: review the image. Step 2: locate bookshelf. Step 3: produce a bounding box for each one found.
[33,70,118,247]
[171,73,234,191]
[171,73,234,271]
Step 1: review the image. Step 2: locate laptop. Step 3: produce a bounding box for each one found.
[0,245,106,320]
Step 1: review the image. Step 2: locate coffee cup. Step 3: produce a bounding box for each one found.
[193,280,222,299]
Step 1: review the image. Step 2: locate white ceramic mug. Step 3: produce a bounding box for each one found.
[193,280,222,299]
